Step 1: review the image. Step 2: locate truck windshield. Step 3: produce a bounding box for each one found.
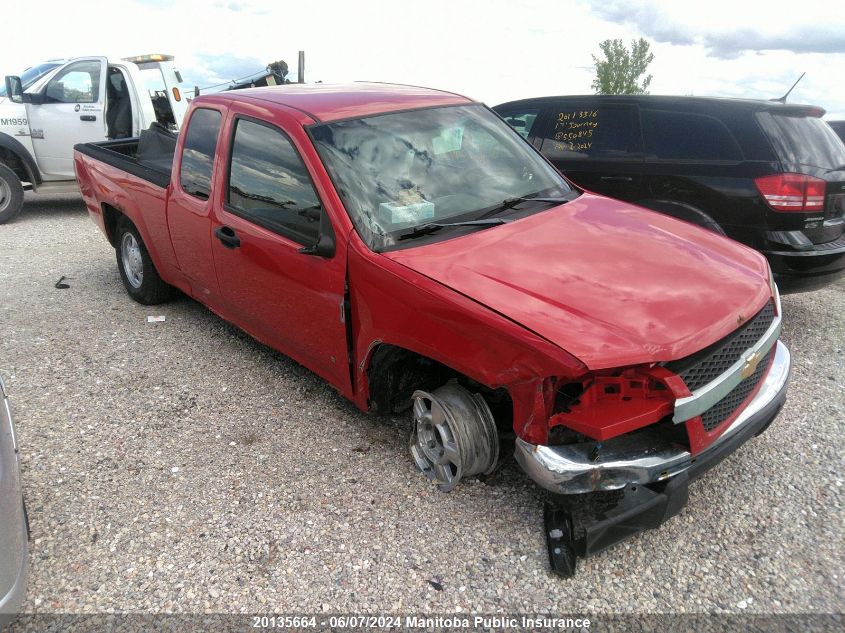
[310,104,572,250]
[0,62,61,97]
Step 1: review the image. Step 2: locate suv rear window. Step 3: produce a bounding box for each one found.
[641,110,742,161]
[758,112,845,169]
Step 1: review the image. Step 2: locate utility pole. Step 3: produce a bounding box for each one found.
[298,51,305,84]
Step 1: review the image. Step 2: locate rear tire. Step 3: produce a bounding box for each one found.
[0,163,24,225]
[114,217,175,305]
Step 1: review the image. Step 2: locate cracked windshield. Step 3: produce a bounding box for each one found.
[310,104,572,250]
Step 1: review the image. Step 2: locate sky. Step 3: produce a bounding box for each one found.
[3,0,845,118]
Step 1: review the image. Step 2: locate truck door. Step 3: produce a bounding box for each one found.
[128,57,189,130]
[26,57,108,178]
[209,108,352,396]
[166,106,225,303]
[158,61,189,129]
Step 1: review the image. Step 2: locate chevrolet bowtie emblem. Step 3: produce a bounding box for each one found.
[740,351,762,379]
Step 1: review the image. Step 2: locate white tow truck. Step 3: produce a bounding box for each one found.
[0,54,188,223]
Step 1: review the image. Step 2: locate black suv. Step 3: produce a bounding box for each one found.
[494,96,845,293]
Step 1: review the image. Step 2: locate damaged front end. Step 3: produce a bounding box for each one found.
[514,290,790,577]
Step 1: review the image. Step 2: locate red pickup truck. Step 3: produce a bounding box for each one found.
[73,83,791,576]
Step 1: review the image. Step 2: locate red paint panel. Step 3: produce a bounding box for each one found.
[551,398,672,441]
[347,235,586,443]
[386,193,771,370]
[228,83,472,123]
[76,154,184,286]
[549,368,675,441]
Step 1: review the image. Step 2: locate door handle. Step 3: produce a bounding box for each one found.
[214,225,241,249]
[80,115,97,122]
[600,176,633,182]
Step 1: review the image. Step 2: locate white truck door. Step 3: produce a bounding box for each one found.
[125,56,188,130]
[26,57,108,179]
[158,62,189,129]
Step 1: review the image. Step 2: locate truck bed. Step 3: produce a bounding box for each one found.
[73,123,177,189]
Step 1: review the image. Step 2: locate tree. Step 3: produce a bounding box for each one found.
[591,38,654,95]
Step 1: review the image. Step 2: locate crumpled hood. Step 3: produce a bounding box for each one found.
[385,193,771,370]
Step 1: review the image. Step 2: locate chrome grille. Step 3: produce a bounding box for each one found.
[667,300,775,392]
[700,347,774,432]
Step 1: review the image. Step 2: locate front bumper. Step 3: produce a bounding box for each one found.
[515,341,791,495]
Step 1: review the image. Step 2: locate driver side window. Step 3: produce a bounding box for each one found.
[44,61,101,104]
[226,118,323,246]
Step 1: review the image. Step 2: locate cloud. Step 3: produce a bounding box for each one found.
[705,27,845,58]
[215,0,269,15]
[591,0,845,58]
[592,2,695,47]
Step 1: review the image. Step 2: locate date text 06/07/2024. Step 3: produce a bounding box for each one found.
[251,615,591,629]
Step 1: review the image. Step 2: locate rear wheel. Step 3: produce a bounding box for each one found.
[114,217,175,304]
[0,163,24,225]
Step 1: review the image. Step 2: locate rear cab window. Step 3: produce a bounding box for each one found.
[538,104,642,161]
[180,108,223,199]
[225,117,323,246]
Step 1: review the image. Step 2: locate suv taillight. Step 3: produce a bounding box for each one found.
[755,173,826,212]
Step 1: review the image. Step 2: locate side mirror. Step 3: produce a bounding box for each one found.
[298,232,335,258]
[297,206,336,258]
[4,76,22,104]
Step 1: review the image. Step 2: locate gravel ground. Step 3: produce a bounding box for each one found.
[0,193,843,615]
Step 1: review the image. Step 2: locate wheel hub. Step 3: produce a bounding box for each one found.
[410,382,499,492]
[121,232,144,289]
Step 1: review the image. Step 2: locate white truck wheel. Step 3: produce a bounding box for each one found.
[0,163,24,225]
